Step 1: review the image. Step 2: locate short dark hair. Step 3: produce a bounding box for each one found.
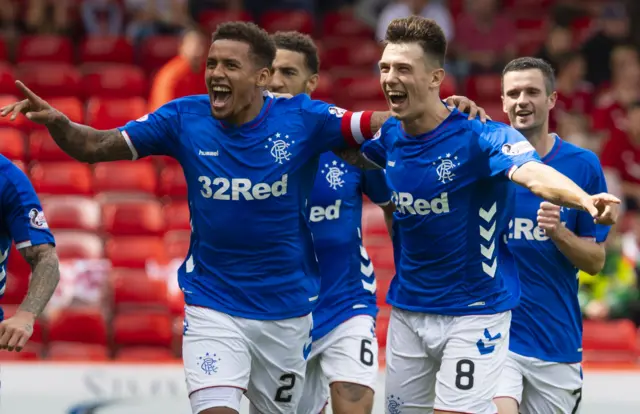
[384,16,447,67]
[502,57,555,95]
[272,31,320,74]
[212,21,276,69]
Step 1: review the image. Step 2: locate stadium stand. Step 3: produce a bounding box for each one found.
[0,0,638,367]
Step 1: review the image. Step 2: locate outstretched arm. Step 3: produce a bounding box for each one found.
[511,162,620,223]
[1,81,133,163]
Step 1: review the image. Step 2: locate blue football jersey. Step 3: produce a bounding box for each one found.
[362,109,540,315]
[309,151,391,340]
[507,134,610,363]
[118,93,373,320]
[0,155,55,321]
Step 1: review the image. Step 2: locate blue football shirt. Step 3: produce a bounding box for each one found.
[309,151,391,340]
[0,155,55,321]
[362,109,540,315]
[507,134,610,363]
[118,93,374,320]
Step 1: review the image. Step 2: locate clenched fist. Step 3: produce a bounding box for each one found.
[537,201,563,237]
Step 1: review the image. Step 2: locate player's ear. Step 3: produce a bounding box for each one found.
[431,68,445,88]
[306,74,319,95]
[256,67,271,89]
[548,91,558,110]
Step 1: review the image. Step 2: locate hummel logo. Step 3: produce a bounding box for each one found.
[387,160,396,167]
[199,150,219,157]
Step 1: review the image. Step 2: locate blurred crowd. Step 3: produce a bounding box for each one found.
[1,0,640,327]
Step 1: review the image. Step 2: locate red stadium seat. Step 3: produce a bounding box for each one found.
[47,307,108,345]
[0,95,29,132]
[312,73,334,102]
[102,199,165,236]
[111,269,169,311]
[29,162,93,196]
[6,244,30,280]
[0,343,42,360]
[322,12,375,40]
[105,236,166,268]
[41,196,101,231]
[376,278,391,307]
[1,304,45,344]
[28,129,74,162]
[169,290,185,316]
[80,36,134,65]
[16,36,74,63]
[48,342,110,361]
[85,97,147,130]
[164,201,190,232]
[158,164,187,198]
[367,245,395,271]
[260,11,314,34]
[164,230,190,260]
[94,162,158,195]
[376,306,391,348]
[465,74,502,103]
[53,232,104,260]
[323,40,381,70]
[582,319,638,363]
[139,36,181,74]
[113,311,173,347]
[515,18,548,55]
[0,63,16,95]
[346,99,388,112]
[0,129,25,161]
[81,64,147,99]
[0,272,29,305]
[441,75,457,99]
[336,76,385,102]
[198,10,252,33]
[115,346,176,361]
[362,203,387,236]
[16,63,81,98]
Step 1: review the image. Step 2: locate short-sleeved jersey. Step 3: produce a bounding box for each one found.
[118,94,372,320]
[508,135,610,363]
[0,155,55,321]
[361,109,540,315]
[309,151,391,340]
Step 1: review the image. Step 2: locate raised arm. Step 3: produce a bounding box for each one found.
[0,81,133,163]
[510,162,620,224]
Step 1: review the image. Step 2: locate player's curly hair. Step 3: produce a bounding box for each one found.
[272,31,320,75]
[502,57,555,95]
[384,16,447,67]
[212,22,276,69]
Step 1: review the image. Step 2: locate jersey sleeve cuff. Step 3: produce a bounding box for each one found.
[15,240,32,249]
[507,159,540,181]
[119,130,139,161]
[375,200,392,207]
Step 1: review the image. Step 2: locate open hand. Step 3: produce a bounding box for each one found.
[444,95,491,122]
[0,81,65,125]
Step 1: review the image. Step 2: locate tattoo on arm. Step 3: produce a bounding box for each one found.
[334,148,383,170]
[47,118,133,163]
[18,244,60,317]
[370,111,391,134]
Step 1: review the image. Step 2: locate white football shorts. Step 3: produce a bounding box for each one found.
[182,305,312,414]
[495,351,583,414]
[385,307,511,414]
[298,315,378,414]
